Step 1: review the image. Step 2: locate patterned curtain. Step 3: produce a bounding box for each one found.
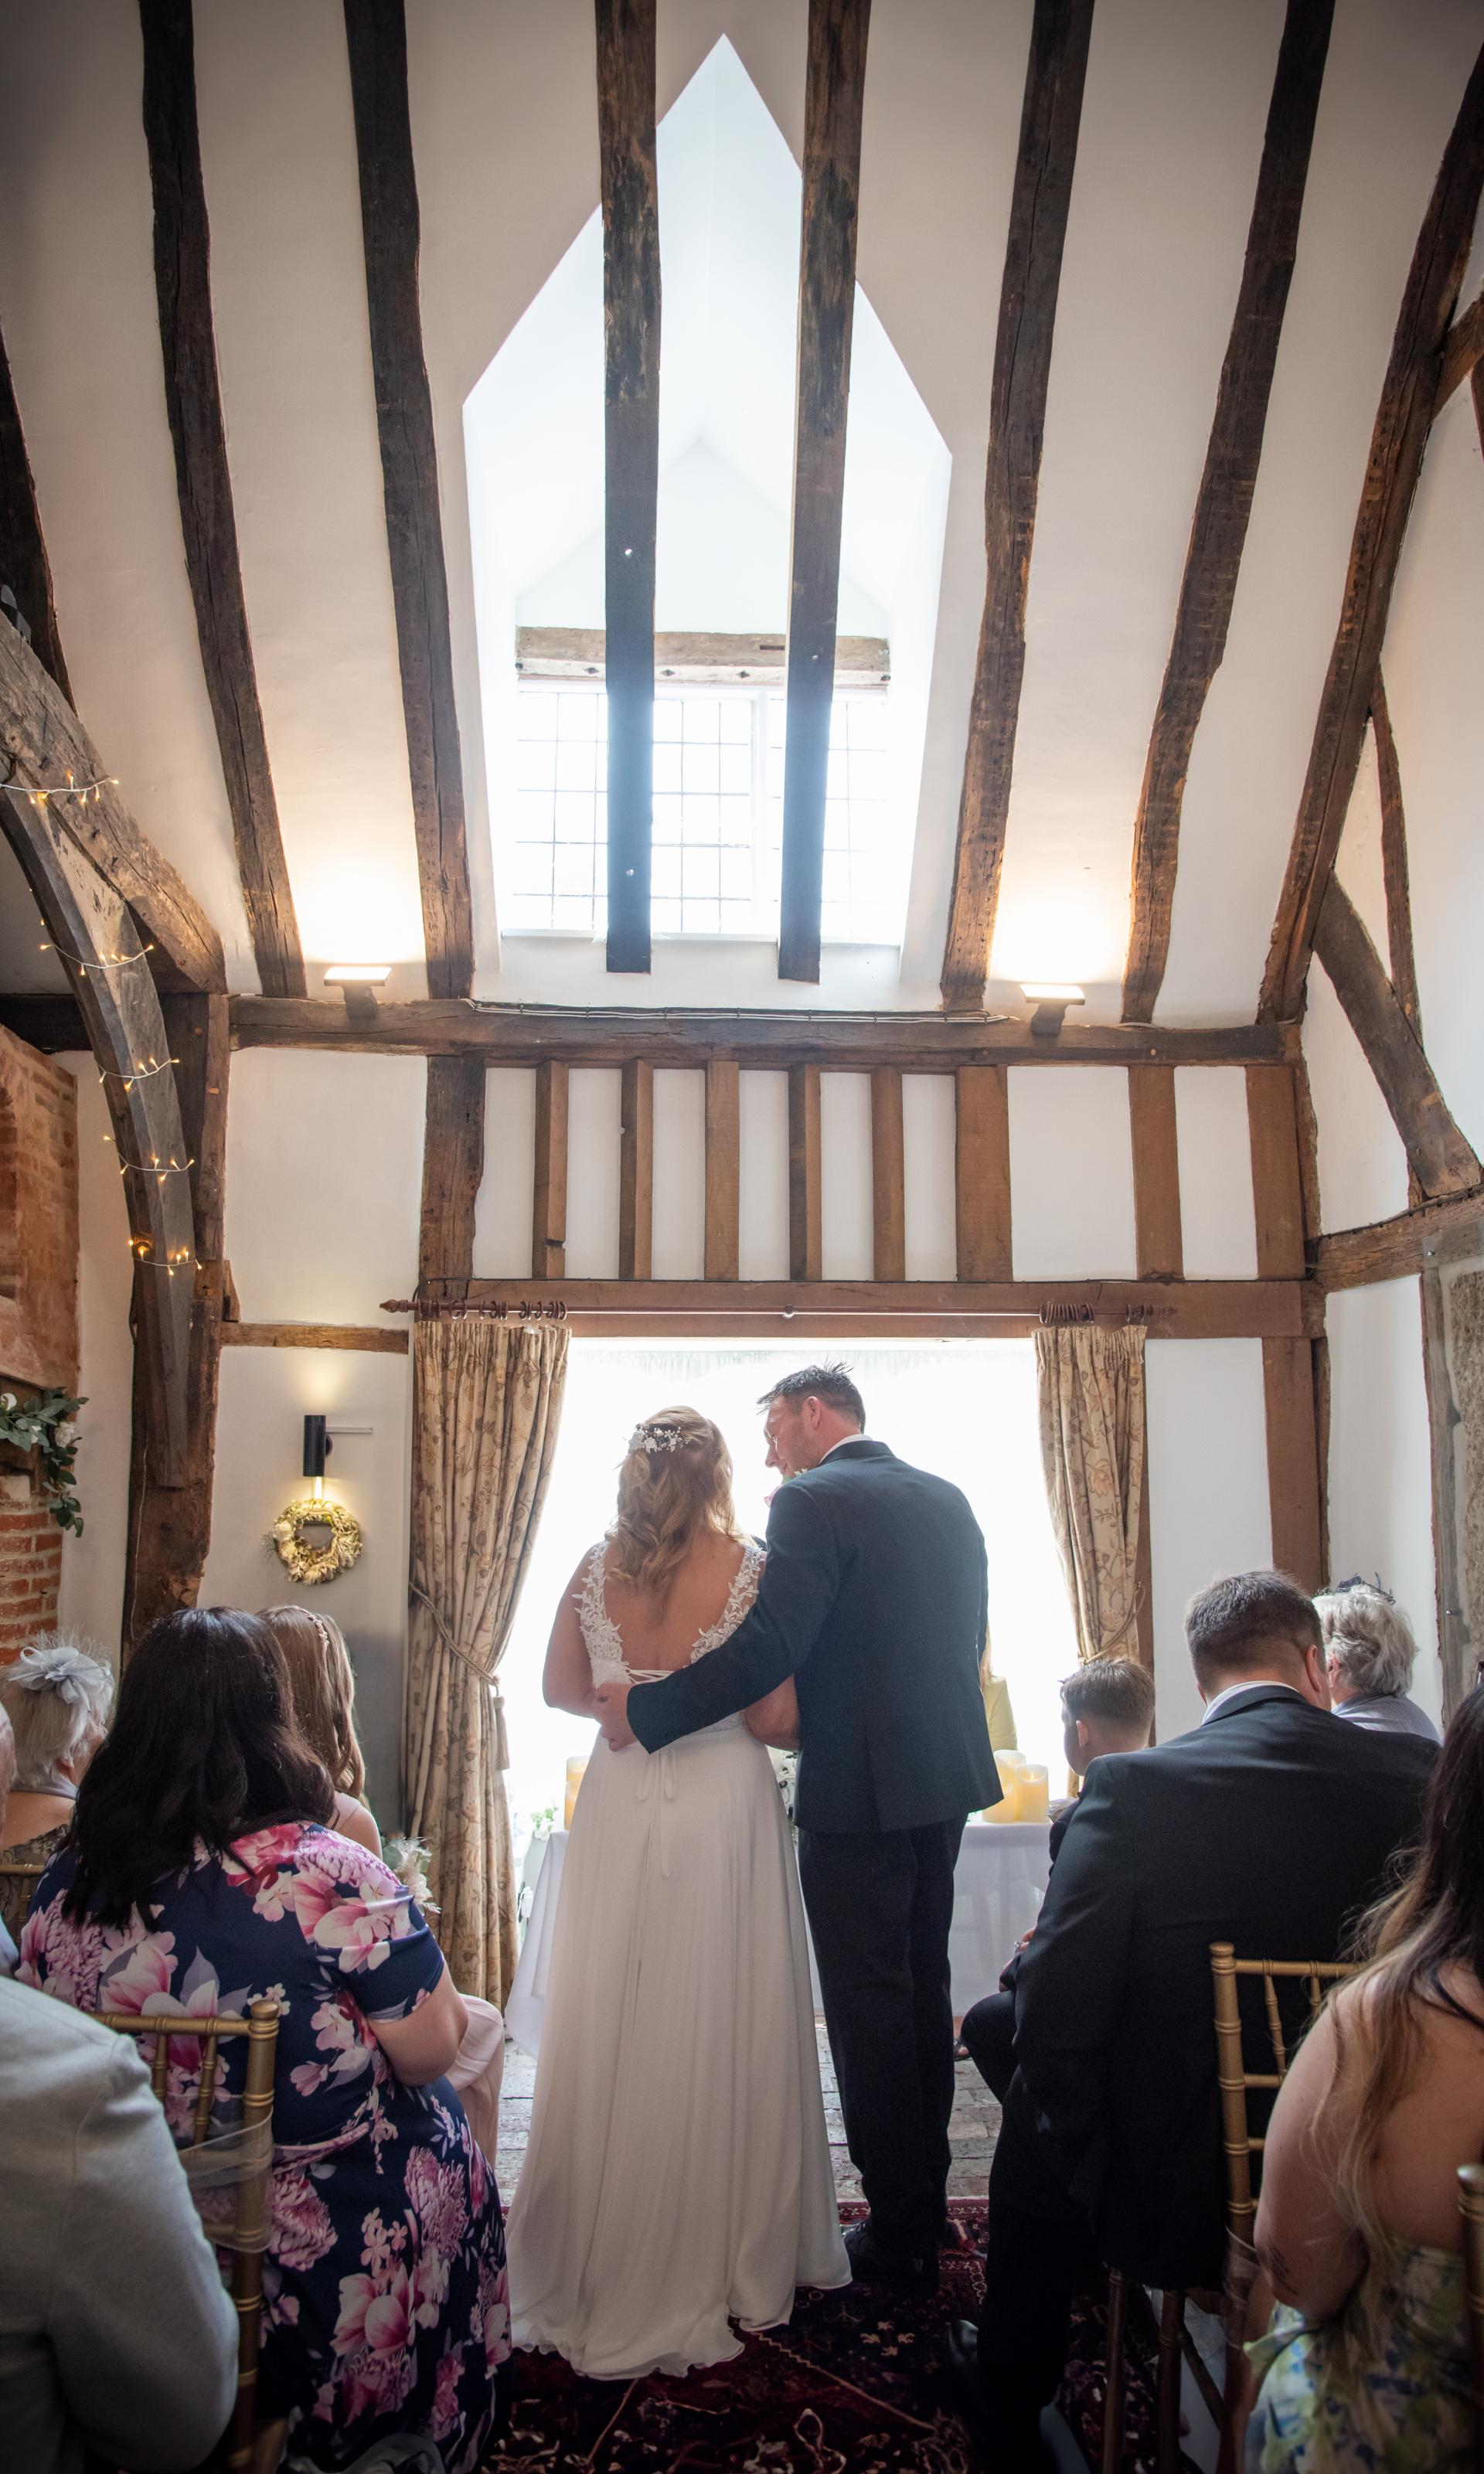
[1034,1325,1145,1665]
[405,1317,568,2004]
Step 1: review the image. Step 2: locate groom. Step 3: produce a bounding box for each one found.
[594,1363,996,2289]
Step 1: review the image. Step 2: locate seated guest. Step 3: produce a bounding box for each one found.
[1248,1688,1484,2468]
[949,1570,1436,2471]
[960,1656,1155,2105]
[0,1699,238,2472]
[258,1602,383,1854]
[1316,1579,1440,1744]
[21,1608,510,2474]
[0,1637,113,1945]
[259,1598,507,2160]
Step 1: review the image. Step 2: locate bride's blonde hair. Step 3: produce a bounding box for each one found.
[607,1406,745,1609]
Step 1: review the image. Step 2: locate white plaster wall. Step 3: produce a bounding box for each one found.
[819,1074,874,1280]
[1326,1277,1441,1727]
[201,1346,414,1826]
[902,1075,957,1281]
[1380,390,1484,1160]
[1174,1067,1258,1280]
[739,1071,789,1280]
[1145,1337,1274,1742]
[56,1060,133,1660]
[1008,1067,1136,1279]
[652,1070,705,1278]
[476,1069,537,1279]
[564,1069,621,1278]
[1304,968,1410,1235]
[224,1053,425,1322]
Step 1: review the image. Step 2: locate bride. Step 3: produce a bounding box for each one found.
[505,1406,849,2377]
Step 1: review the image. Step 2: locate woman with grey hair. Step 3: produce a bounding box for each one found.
[1315,1584,1440,1744]
[0,1634,114,1939]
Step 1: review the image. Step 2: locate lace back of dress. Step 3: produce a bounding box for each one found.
[579,1540,762,1683]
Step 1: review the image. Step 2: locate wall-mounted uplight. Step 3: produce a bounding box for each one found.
[325,964,390,1024]
[1022,982,1085,1040]
[303,1413,332,1502]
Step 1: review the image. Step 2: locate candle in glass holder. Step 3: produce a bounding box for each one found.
[1016,1763,1050,1824]
[563,1756,588,1831]
[987,1748,1026,1821]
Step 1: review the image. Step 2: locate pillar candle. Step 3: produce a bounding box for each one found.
[1016,1763,1050,1824]
[563,1756,588,1831]
[987,1748,1025,1821]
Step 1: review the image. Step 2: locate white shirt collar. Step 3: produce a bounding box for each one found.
[821,1434,867,1462]
[1201,1679,1306,1725]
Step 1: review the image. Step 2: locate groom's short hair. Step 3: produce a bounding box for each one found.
[759,1363,865,1429]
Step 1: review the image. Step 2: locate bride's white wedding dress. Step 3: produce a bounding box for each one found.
[506,1539,849,2378]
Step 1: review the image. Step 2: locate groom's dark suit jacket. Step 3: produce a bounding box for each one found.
[626,1438,996,1834]
[1009,1683,1437,2288]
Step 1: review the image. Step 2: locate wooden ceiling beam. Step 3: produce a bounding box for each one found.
[778,0,871,986]
[1260,39,1484,1022]
[1434,282,1484,414]
[1319,1186,1484,1291]
[228,993,1298,1068]
[139,0,305,1002]
[419,1054,486,1285]
[0,326,70,699]
[1313,877,1480,1200]
[0,621,225,992]
[939,0,1094,1009]
[1370,671,1420,1031]
[343,0,475,999]
[596,0,659,975]
[1122,0,1332,1023]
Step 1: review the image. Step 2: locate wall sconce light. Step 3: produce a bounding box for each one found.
[325,964,390,1024]
[303,1413,332,1501]
[1021,982,1086,1040]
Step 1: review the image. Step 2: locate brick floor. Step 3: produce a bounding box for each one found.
[495,2021,1000,2205]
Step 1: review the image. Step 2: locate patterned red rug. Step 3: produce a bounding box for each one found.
[485,2203,1186,2472]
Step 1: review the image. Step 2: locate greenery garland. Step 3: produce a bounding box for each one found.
[270,1496,363,1586]
[0,1387,85,1534]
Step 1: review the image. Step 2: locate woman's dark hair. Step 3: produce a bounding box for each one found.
[66,1607,334,1926]
[1313,1687,1484,2264]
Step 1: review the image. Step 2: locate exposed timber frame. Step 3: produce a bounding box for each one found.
[1312,880,1480,1200]
[778,0,871,985]
[1435,283,1484,415]
[1260,38,1484,1020]
[940,0,1095,1008]
[0,327,70,698]
[1247,1065,1324,1590]
[343,0,475,998]
[419,1056,486,1286]
[0,621,224,992]
[595,0,660,975]
[516,627,888,684]
[1122,0,1332,1021]
[1318,1186,1484,1291]
[227,996,1296,1068]
[138,0,305,1000]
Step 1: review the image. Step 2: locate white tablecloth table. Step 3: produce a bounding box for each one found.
[505,1816,1050,2057]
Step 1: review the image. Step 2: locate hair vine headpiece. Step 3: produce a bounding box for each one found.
[631,1421,685,1455]
[1329,1574,1396,1604]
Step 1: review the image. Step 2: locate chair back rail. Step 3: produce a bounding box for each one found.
[1458,2163,1484,2473]
[86,1996,281,2474]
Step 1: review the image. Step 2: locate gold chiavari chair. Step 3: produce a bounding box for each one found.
[0,1856,47,1950]
[1458,2163,1484,2473]
[1210,1945,1359,2473]
[1100,2270,1224,2474]
[87,1996,281,2474]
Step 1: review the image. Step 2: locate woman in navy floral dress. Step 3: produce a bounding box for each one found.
[21,1608,509,2472]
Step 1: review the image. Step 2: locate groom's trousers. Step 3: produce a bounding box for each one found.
[797,1816,966,2260]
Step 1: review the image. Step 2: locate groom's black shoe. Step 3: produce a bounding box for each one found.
[944,2321,1060,2471]
[843,2220,938,2295]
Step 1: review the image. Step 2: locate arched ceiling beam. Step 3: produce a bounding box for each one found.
[0,620,225,993]
[597,0,659,978]
[138,0,306,1000]
[1,778,193,1482]
[0,329,70,701]
[343,0,475,1001]
[1121,0,1333,1024]
[778,0,872,988]
[939,0,1095,1012]
[1312,876,1479,1202]
[1259,39,1484,1024]
[1434,283,1484,416]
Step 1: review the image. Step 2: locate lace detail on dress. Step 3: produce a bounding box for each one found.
[578,1540,764,1683]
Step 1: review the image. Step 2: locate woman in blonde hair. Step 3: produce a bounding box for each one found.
[1247,1693,1479,2467]
[506,1407,848,2377]
[257,1603,383,1855]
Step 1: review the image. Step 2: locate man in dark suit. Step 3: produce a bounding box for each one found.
[594,1363,995,2289]
[960,1655,1156,2104]
[950,1569,1437,2469]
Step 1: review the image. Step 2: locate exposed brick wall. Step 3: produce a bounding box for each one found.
[0,1026,80,1662]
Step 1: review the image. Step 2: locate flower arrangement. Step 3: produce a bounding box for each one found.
[269,1496,362,1584]
[0,1387,85,1534]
